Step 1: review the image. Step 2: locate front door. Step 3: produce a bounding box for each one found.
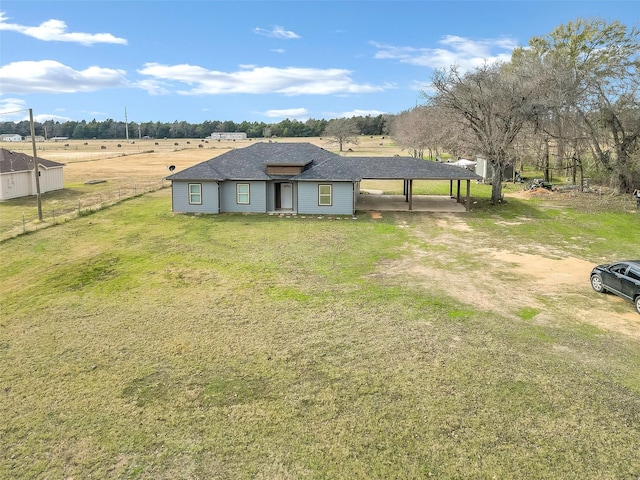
[280,183,293,210]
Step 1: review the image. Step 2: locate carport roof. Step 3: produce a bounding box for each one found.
[343,156,482,181]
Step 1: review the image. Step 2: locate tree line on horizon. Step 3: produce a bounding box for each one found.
[0,114,392,141]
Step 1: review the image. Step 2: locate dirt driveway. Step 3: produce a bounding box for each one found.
[377,213,640,339]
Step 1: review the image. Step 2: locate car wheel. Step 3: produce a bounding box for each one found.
[591,274,605,293]
[635,296,640,315]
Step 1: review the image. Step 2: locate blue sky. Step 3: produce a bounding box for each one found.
[0,1,637,124]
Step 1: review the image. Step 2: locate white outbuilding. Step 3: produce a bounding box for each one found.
[208,132,247,140]
[0,134,23,142]
[0,148,65,201]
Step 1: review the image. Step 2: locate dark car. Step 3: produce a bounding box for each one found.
[590,260,640,314]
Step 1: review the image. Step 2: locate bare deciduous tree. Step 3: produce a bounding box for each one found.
[428,63,538,203]
[391,105,461,160]
[323,118,359,152]
[391,107,429,159]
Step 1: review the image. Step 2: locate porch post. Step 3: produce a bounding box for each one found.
[449,180,453,198]
[456,180,461,203]
[466,179,471,211]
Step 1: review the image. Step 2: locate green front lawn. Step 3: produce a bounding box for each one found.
[1,189,639,479]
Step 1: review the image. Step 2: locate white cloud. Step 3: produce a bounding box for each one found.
[34,113,73,123]
[254,25,300,39]
[0,97,71,122]
[0,11,127,46]
[372,35,518,71]
[137,63,387,96]
[262,108,309,119]
[133,79,170,96]
[0,97,28,121]
[0,60,128,94]
[326,109,387,118]
[0,97,26,112]
[409,80,430,91]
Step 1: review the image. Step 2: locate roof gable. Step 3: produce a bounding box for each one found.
[0,148,65,174]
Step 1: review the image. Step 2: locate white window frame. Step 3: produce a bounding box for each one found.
[188,183,202,205]
[318,184,332,206]
[237,183,250,204]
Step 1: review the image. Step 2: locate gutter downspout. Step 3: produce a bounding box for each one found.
[217,181,221,214]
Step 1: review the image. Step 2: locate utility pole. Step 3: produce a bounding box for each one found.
[29,108,43,221]
[125,107,129,142]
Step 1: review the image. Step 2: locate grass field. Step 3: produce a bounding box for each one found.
[1,178,639,478]
[1,137,640,478]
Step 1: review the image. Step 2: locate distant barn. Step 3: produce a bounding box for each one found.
[208,132,247,140]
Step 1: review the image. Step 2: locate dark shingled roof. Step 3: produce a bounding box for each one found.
[166,142,481,182]
[167,142,360,182]
[0,148,65,173]
[343,156,482,180]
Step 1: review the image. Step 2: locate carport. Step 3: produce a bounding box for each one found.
[344,157,482,212]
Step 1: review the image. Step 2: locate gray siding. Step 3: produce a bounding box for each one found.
[219,181,267,213]
[172,180,219,213]
[267,181,298,212]
[297,182,355,215]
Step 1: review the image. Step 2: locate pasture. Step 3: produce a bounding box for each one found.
[1,138,639,478]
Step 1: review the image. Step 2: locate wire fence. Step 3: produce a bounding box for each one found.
[1,180,168,242]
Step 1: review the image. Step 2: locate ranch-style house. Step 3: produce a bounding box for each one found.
[166,142,481,215]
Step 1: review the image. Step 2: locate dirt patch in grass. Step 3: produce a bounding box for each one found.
[379,214,640,339]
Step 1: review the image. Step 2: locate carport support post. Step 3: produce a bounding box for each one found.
[466,180,471,211]
[456,180,461,203]
[449,180,453,198]
[410,179,414,210]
